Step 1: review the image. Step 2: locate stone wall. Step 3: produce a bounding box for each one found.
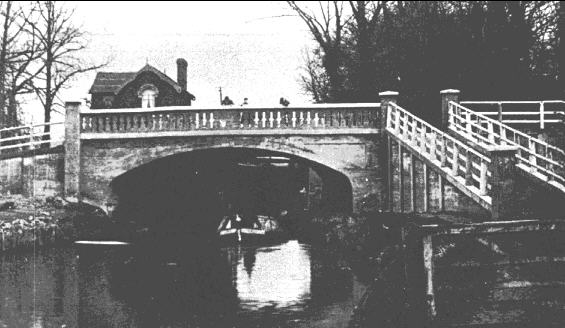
[0,148,64,197]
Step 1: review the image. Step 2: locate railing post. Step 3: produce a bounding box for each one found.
[380,91,399,212]
[540,101,545,130]
[487,145,519,220]
[379,91,399,132]
[441,89,460,131]
[64,101,82,201]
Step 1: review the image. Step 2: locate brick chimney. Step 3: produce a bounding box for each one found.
[176,58,188,92]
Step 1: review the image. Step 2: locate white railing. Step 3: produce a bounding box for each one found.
[80,104,381,133]
[0,122,64,153]
[449,102,565,188]
[460,100,565,130]
[387,103,492,200]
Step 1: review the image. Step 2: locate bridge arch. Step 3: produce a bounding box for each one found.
[79,134,381,214]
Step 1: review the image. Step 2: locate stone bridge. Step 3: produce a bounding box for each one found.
[64,101,391,214]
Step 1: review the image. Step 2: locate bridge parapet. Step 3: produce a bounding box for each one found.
[79,104,381,136]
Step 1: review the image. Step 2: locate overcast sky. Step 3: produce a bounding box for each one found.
[59,1,314,110]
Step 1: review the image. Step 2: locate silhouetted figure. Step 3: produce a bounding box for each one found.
[221,96,234,106]
[241,97,248,106]
[279,97,290,107]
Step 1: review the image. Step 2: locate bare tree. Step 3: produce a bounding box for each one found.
[288,1,348,102]
[0,1,41,128]
[26,1,106,134]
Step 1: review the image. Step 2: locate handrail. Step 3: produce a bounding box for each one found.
[387,103,492,200]
[0,121,64,153]
[460,100,565,129]
[449,102,565,187]
[0,121,63,134]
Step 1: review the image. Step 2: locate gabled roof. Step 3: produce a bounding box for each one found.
[89,64,182,95]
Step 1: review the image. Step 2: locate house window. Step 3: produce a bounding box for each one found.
[141,89,157,108]
[102,96,113,108]
[138,84,159,108]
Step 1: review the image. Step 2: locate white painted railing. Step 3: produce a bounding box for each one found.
[449,102,565,189]
[387,103,492,200]
[460,100,565,130]
[0,122,64,153]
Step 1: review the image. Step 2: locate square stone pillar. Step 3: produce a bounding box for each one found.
[379,91,399,212]
[64,101,81,201]
[440,89,460,131]
[487,145,519,220]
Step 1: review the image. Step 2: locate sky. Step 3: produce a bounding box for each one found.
[56,1,315,112]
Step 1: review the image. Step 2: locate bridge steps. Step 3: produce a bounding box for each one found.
[386,103,494,217]
[448,102,565,194]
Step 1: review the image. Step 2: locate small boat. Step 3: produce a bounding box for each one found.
[217,214,266,243]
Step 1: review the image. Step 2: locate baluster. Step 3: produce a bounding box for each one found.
[465,150,473,186]
[276,111,282,128]
[269,112,274,128]
[111,116,118,132]
[500,126,507,145]
[202,112,208,129]
[132,115,140,132]
[529,139,537,170]
[440,136,447,167]
[420,125,427,154]
[448,103,455,128]
[140,115,147,132]
[429,132,437,161]
[124,115,132,132]
[306,111,312,127]
[291,111,297,128]
[313,113,319,128]
[261,111,267,128]
[394,108,400,134]
[452,143,459,176]
[102,116,108,132]
[465,111,472,137]
[487,121,494,143]
[299,111,304,126]
[320,112,326,127]
[479,159,488,195]
[195,113,200,129]
[411,120,418,147]
[209,112,215,129]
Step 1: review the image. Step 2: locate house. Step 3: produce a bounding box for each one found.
[89,58,195,109]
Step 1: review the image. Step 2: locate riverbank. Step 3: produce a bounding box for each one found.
[0,194,111,252]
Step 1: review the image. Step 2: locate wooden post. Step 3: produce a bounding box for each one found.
[410,153,415,212]
[380,91,399,212]
[399,143,404,212]
[487,145,519,220]
[64,101,82,201]
[441,89,460,131]
[438,175,444,211]
[440,135,447,167]
[452,143,459,176]
[479,159,488,195]
[465,149,473,186]
[528,139,537,170]
[423,164,429,212]
[423,234,436,319]
[497,102,503,122]
[540,101,545,130]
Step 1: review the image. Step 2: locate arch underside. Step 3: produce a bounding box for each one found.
[79,134,382,214]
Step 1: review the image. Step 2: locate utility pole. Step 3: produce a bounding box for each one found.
[219,86,223,105]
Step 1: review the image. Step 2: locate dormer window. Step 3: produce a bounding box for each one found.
[138,84,159,108]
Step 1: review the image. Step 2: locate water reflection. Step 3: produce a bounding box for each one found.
[231,241,311,310]
[0,240,366,328]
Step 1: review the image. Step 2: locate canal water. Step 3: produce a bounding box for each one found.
[0,240,367,327]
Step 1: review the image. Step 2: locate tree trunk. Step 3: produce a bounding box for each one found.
[559,1,565,94]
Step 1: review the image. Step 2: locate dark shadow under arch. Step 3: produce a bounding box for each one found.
[110,147,353,235]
